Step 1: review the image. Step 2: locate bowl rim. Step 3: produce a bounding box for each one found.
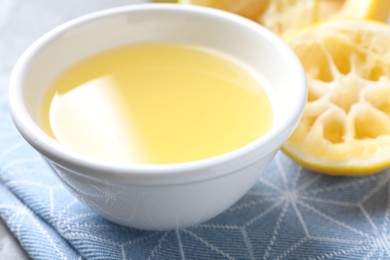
[8,3,307,184]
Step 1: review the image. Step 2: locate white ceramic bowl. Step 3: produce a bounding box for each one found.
[8,4,306,230]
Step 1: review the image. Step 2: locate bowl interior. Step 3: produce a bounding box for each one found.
[20,5,303,129]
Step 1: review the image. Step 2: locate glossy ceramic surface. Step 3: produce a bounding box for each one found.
[8,4,306,230]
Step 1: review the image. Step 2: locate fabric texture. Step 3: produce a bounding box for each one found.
[1,98,390,259]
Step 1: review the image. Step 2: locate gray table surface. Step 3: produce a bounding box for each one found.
[0,0,147,258]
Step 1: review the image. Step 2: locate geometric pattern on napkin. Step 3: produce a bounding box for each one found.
[1,99,390,259]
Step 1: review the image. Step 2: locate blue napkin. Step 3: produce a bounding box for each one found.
[1,98,389,259]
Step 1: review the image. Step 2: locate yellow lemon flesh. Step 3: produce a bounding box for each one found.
[180,0,390,37]
[282,20,390,176]
[179,0,318,37]
[319,0,390,21]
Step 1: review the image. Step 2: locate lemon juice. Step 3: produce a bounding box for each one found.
[41,43,273,164]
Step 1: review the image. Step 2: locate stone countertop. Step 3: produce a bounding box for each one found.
[0,1,147,258]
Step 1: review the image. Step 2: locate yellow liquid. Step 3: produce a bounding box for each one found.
[41,43,273,164]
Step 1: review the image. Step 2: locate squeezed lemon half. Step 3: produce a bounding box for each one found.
[180,0,390,37]
[319,0,390,21]
[180,0,317,37]
[282,20,390,176]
